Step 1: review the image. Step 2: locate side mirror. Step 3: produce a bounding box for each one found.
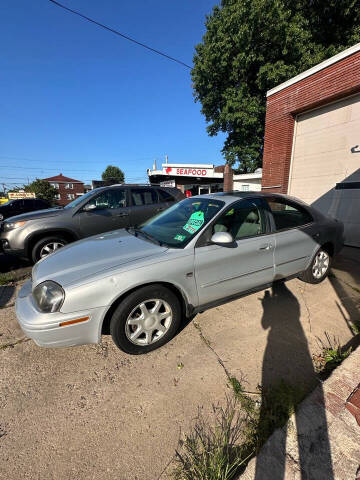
[83,203,97,212]
[210,231,236,248]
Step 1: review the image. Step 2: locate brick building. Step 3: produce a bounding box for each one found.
[262,43,360,247]
[43,174,84,206]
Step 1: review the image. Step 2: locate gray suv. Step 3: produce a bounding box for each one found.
[0,185,184,262]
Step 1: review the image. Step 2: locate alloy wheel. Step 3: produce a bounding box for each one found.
[39,241,65,258]
[125,299,173,346]
[312,250,329,279]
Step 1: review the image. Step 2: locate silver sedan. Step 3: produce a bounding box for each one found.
[16,192,343,354]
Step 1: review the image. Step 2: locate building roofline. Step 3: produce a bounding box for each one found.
[267,42,360,97]
[161,163,214,168]
[233,172,262,179]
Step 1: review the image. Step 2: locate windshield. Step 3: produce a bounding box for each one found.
[63,189,97,209]
[139,197,225,248]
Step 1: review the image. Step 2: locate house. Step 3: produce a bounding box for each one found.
[262,43,360,247]
[42,174,84,206]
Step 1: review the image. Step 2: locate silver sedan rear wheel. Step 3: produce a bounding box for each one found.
[125,299,173,346]
[312,250,329,279]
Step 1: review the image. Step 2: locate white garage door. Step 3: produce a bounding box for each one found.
[288,93,360,247]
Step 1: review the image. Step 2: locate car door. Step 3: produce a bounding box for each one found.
[194,198,275,306]
[157,188,177,210]
[265,197,319,279]
[129,187,162,226]
[78,188,130,237]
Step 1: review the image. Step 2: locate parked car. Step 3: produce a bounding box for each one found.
[0,185,184,262]
[0,198,50,222]
[15,192,343,354]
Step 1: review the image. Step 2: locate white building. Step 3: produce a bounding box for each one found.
[147,161,262,196]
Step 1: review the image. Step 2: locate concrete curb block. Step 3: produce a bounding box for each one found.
[240,346,360,480]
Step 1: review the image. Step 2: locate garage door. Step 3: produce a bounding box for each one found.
[288,94,360,247]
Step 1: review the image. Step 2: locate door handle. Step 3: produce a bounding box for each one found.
[116,212,129,217]
[259,243,273,251]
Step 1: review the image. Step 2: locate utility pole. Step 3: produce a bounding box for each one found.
[165,154,168,164]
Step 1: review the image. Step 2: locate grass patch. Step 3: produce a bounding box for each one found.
[313,332,351,376]
[172,379,306,479]
[0,271,30,285]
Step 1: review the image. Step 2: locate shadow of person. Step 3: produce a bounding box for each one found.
[254,281,334,480]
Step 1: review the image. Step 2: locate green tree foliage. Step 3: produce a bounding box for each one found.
[24,179,57,204]
[101,165,125,185]
[192,0,360,172]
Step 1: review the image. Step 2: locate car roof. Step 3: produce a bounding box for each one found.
[190,191,305,205]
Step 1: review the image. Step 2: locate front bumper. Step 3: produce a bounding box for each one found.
[15,280,106,348]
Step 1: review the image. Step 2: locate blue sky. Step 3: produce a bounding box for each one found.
[0,0,225,189]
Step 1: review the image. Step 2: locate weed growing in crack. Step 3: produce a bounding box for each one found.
[313,332,351,376]
[172,378,306,479]
[350,319,360,335]
[173,394,254,480]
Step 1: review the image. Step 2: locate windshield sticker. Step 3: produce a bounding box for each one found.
[183,211,205,234]
[174,234,186,241]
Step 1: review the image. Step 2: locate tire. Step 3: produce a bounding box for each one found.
[110,284,181,355]
[31,236,68,263]
[299,248,331,284]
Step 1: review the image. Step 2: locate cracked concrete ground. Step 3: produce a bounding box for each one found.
[0,248,359,480]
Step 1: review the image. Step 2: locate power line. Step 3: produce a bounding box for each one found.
[0,165,105,174]
[48,0,192,70]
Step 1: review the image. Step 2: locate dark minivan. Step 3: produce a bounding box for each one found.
[0,198,50,221]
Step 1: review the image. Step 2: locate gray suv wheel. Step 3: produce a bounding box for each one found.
[32,236,67,263]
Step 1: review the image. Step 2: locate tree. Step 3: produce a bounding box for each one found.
[24,179,57,204]
[192,0,360,172]
[101,165,125,185]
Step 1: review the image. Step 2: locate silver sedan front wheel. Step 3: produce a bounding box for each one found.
[110,284,181,354]
[125,299,173,346]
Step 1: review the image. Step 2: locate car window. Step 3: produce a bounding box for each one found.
[267,199,313,230]
[157,189,175,203]
[212,200,266,240]
[131,188,157,206]
[87,189,126,209]
[140,197,225,248]
[64,189,97,209]
[33,200,46,208]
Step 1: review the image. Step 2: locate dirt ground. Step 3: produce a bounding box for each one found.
[1,248,359,480]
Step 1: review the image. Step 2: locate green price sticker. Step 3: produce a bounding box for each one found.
[174,234,186,241]
[183,211,205,235]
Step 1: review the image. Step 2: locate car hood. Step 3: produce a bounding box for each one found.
[5,207,64,222]
[32,229,168,287]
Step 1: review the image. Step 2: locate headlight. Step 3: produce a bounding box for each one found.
[33,281,65,313]
[3,220,27,231]
[0,214,3,221]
